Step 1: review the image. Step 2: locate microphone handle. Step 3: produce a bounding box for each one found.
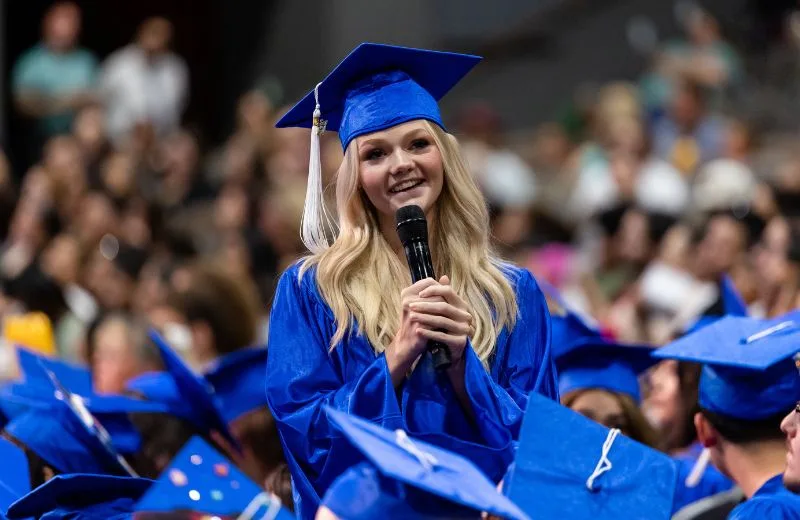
[403,240,452,371]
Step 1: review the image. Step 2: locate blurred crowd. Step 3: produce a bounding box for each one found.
[3,0,800,508]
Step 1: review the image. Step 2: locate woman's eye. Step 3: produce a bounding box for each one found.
[364,148,385,161]
[410,139,430,150]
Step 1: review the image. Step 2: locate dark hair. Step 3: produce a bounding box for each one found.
[127,412,222,479]
[264,463,294,513]
[233,408,285,483]
[167,262,259,356]
[699,407,786,445]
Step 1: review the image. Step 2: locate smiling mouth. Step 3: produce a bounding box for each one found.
[389,179,424,194]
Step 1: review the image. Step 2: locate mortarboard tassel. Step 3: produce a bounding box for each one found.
[302,83,338,253]
[684,447,710,488]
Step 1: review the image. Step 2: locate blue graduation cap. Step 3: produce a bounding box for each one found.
[3,350,170,455]
[653,315,800,420]
[276,42,480,149]
[507,392,678,519]
[322,406,530,520]
[0,438,29,515]
[540,280,657,403]
[134,436,293,519]
[203,347,268,424]
[141,329,240,451]
[16,347,92,395]
[6,474,152,520]
[4,365,138,477]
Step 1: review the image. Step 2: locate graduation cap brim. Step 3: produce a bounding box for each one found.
[7,474,153,519]
[653,315,800,370]
[203,347,269,423]
[324,406,529,520]
[275,43,481,134]
[148,330,241,452]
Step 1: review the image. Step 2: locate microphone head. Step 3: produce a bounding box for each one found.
[395,205,428,245]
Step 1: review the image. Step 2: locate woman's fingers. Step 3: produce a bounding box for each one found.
[409,300,471,322]
[417,327,467,349]
[410,312,470,335]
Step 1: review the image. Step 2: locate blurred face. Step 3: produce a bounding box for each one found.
[76,193,118,247]
[92,320,143,394]
[215,184,249,231]
[615,210,651,265]
[781,405,800,492]
[695,216,746,280]
[41,234,81,285]
[357,120,444,229]
[84,253,134,311]
[102,153,135,199]
[568,389,631,435]
[73,106,106,152]
[755,217,790,290]
[642,361,684,449]
[138,18,172,55]
[44,3,80,52]
[671,87,703,131]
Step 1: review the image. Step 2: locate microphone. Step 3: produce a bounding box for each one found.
[395,205,452,371]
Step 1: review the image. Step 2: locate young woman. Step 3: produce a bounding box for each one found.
[266,43,558,518]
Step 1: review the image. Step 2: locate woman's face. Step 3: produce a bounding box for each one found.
[357,120,444,223]
[568,389,630,435]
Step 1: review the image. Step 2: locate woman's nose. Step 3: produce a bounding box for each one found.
[388,149,414,175]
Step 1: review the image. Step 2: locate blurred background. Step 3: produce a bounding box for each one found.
[0,0,799,406]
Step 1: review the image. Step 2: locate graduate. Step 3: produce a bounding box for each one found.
[268,42,558,517]
[782,401,800,494]
[654,315,800,519]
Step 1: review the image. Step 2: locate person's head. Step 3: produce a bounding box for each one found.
[781,404,800,493]
[160,130,200,182]
[42,2,80,53]
[754,216,792,292]
[670,80,708,132]
[72,191,119,248]
[228,408,285,485]
[166,262,260,365]
[83,241,146,311]
[642,360,701,452]
[72,104,107,156]
[89,313,163,394]
[685,8,721,46]
[562,388,660,447]
[101,152,136,202]
[136,17,172,56]
[695,407,786,479]
[40,232,82,286]
[693,213,748,281]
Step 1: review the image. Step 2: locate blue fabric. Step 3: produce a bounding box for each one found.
[322,462,480,519]
[265,262,558,519]
[653,314,800,420]
[134,436,292,518]
[16,348,92,395]
[275,43,481,148]
[7,474,151,520]
[323,407,528,519]
[509,392,678,520]
[728,474,800,519]
[203,347,268,423]
[0,438,29,515]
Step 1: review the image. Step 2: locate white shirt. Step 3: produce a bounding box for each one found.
[100,45,189,146]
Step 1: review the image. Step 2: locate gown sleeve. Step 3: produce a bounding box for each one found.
[402,267,559,481]
[265,265,403,518]
[728,495,800,520]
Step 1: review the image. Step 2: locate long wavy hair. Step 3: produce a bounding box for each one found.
[299,120,518,361]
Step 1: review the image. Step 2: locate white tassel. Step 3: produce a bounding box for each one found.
[684,448,711,488]
[301,82,338,253]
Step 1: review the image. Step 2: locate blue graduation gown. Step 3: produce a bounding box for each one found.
[728,474,800,519]
[265,262,558,519]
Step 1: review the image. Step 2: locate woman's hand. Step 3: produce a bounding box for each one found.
[386,275,473,386]
[413,275,473,364]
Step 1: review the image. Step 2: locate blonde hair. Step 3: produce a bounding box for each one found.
[299,120,517,361]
